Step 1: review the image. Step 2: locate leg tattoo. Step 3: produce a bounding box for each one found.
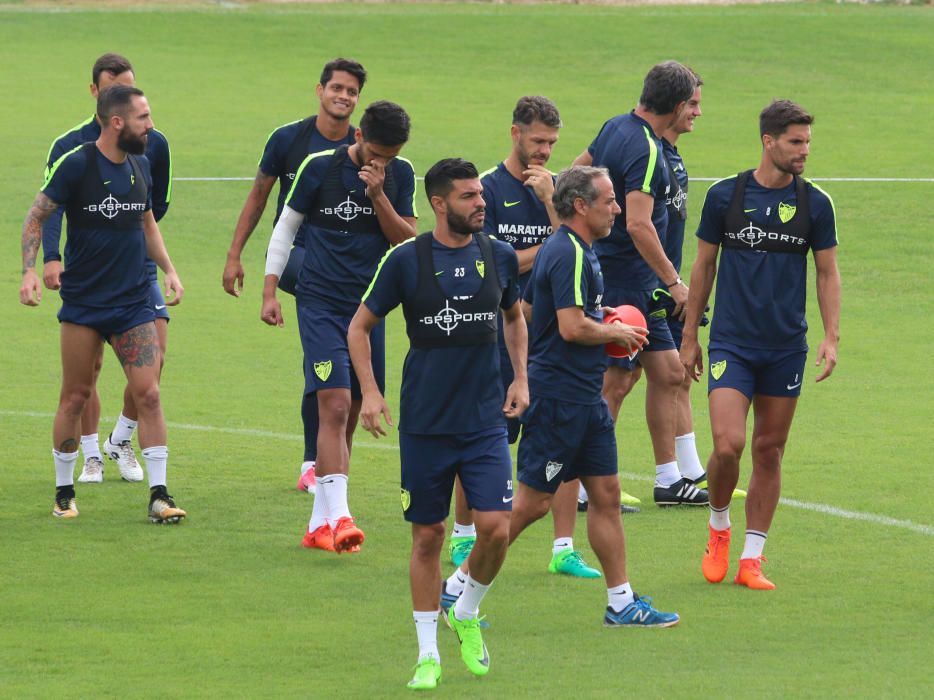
[111,324,159,368]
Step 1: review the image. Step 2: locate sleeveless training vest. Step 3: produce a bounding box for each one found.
[65,143,148,231]
[283,115,355,184]
[404,232,502,350]
[664,151,687,222]
[306,144,398,234]
[722,169,811,254]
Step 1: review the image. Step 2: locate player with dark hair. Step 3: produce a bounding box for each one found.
[681,99,840,590]
[223,57,367,493]
[468,164,678,629]
[21,85,186,524]
[574,60,708,507]
[262,100,417,553]
[41,53,173,485]
[349,158,526,689]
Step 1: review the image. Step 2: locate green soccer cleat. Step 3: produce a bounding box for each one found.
[548,549,602,578]
[407,657,441,690]
[447,607,490,676]
[620,490,642,506]
[691,473,747,498]
[449,536,475,567]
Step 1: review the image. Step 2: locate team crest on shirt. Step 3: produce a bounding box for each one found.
[475,259,485,278]
[314,360,333,381]
[711,361,727,380]
[401,488,411,512]
[778,202,796,224]
[545,461,563,482]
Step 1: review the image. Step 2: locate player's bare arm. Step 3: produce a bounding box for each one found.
[680,239,719,381]
[556,306,648,349]
[111,323,160,369]
[223,168,277,297]
[501,300,529,419]
[572,150,593,167]
[625,190,688,313]
[348,303,393,437]
[20,191,59,306]
[142,211,184,305]
[813,246,841,383]
[261,205,303,327]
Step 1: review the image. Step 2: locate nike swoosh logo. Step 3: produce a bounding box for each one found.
[435,271,444,276]
[155,304,167,310]
[786,383,801,390]
[502,495,513,503]
[504,201,521,208]
[744,208,757,213]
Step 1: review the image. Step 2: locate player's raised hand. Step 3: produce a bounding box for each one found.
[42,260,62,290]
[260,297,283,327]
[20,269,41,306]
[359,392,393,438]
[815,337,838,382]
[223,257,244,297]
[523,165,554,203]
[680,335,704,381]
[164,272,184,306]
[359,159,386,199]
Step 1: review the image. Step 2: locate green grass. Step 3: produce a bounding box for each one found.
[1,2,932,698]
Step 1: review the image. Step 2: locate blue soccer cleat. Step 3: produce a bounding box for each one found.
[603,594,680,628]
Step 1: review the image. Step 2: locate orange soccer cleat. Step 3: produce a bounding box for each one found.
[702,526,731,583]
[734,556,776,590]
[332,516,365,553]
[302,523,336,552]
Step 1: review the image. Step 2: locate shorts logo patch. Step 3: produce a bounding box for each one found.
[545,461,563,482]
[650,308,667,319]
[711,360,727,380]
[475,259,485,278]
[314,360,333,382]
[401,488,411,512]
[778,202,796,224]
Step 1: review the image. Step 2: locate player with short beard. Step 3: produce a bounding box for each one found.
[20,85,186,524]
[681,99,840,590]
[348,158,527,688]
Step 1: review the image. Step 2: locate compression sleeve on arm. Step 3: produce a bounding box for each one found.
[265,205,303,277]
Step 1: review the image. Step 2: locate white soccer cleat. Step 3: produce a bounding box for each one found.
[77,456,104,484]
[104,434,144,482]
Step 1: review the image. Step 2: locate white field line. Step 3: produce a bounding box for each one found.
[174,176,934,183]
[4,409,930,536]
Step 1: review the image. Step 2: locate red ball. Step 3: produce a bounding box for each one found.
[603,305,648,358]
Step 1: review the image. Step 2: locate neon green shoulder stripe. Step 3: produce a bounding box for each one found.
[43,144,84,189]
[805,178,838,237]
[154,128,172,204]
[285,148,335,203]
[640,126,658,194]
[396,156,419,219]
[44,115,95,180]
[363,237,416,302]
[478,164,499,179]
[256,119,303,168]
[566,231,584,307]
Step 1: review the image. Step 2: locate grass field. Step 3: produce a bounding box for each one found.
[1,2,932,698]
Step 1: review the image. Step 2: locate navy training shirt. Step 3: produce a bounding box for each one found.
[697,174,838,351]
[524,225,607,405]
[258,118,356,248]
[363,235,520,435]
[42,145,153,307]
[42,115,170,280]
[662,138,689,273]
[588,111,670,291]
[286,149,417,315]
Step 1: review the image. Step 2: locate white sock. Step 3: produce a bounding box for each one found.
[578,482,589,503]
[141,446,167,488]
[53,449,78,487]
[552,537,573,555]
[453,574,490,621]
[80,434,102,461]
[452,522,476,539]
[300,460,316,475]
[445,568,467,595]
[308,484,329,532]
[655,461,681,488]
[413,610,440,663]
[607,582,635,612]
[318,473,351,523]
[741,530,767,560]
[110,414,137,444]
[709,504,731,531]
[675,433,705,481]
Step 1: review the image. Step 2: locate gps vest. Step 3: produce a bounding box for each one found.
[64,143,148,231]
[664,151,687,222]
[722,170,811,254]
[404,233,502,350]
[306,145,398,234]
[284,115,354,185]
